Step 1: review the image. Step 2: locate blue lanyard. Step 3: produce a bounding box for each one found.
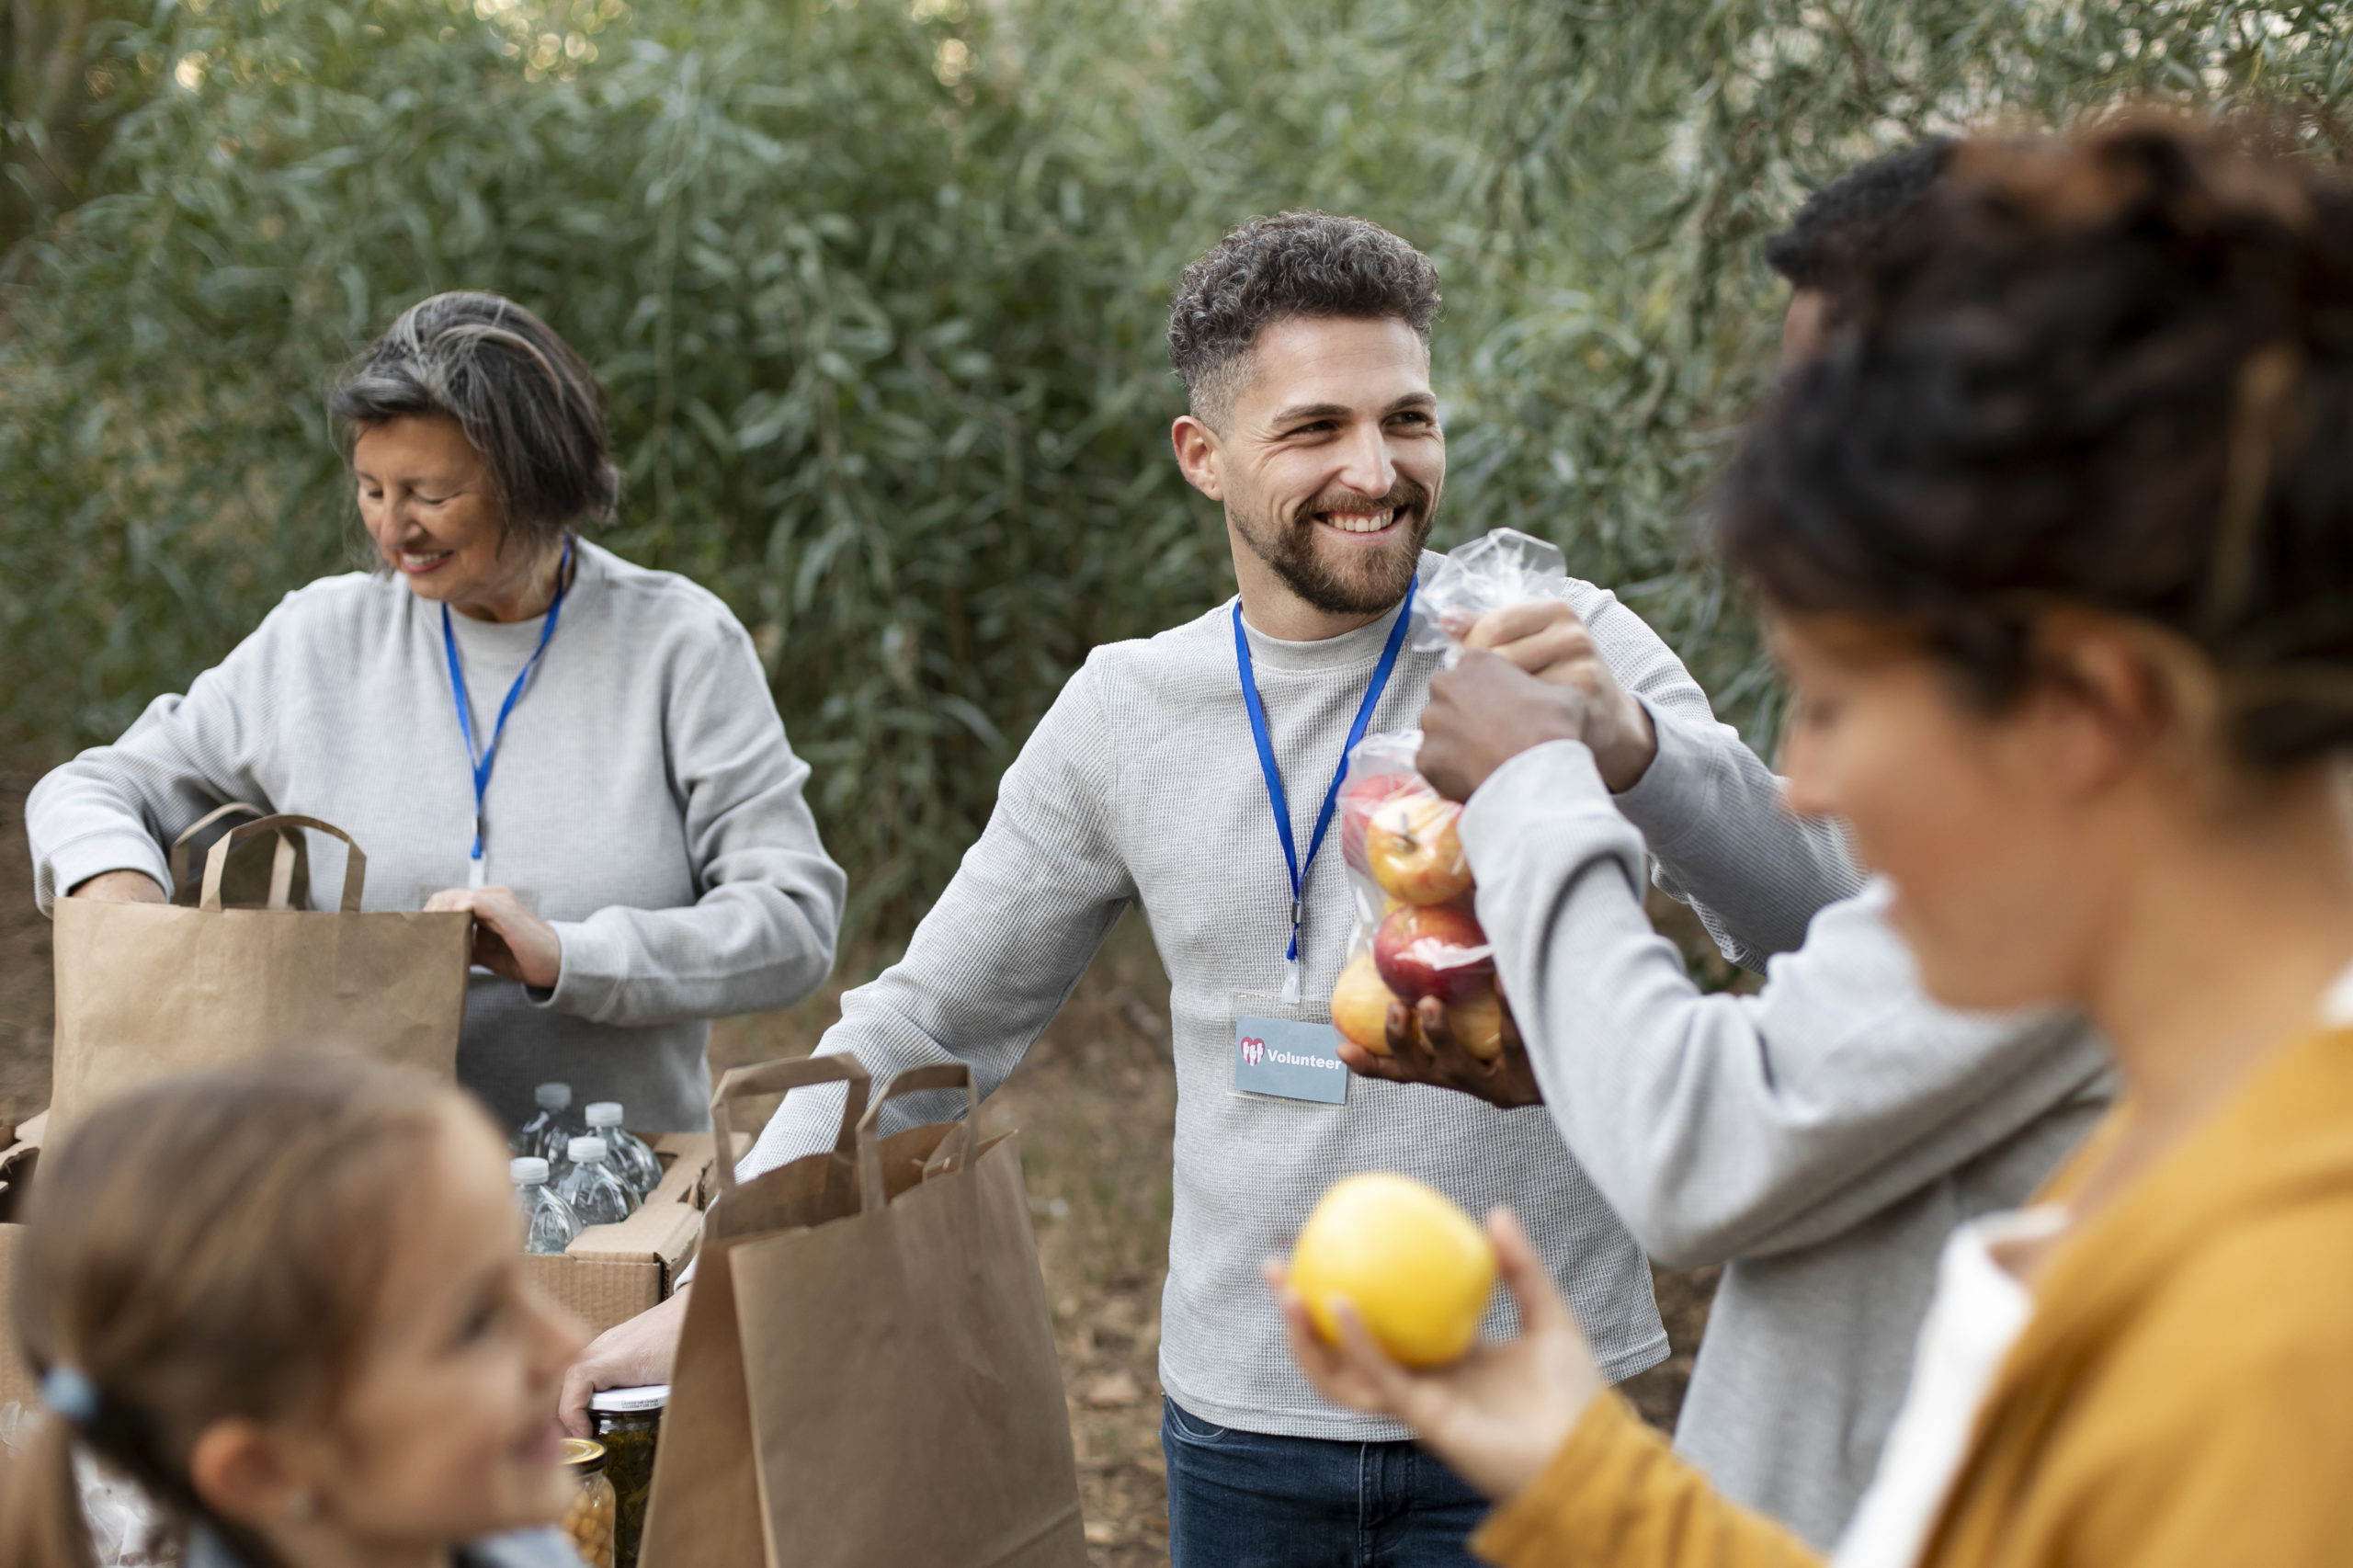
[441,535,573,880]
[1233,575,1417,1002]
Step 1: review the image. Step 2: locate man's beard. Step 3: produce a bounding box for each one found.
[1231,479,1437,617]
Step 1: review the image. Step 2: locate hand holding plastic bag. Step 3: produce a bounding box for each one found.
[1411,528,1577,664]
[1413,526,1662,794]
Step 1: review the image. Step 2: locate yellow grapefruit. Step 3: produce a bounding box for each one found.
[1289,1173,1496,1367]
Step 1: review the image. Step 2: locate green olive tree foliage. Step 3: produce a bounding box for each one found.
[5,0,2351,934]
[1,2,152,254]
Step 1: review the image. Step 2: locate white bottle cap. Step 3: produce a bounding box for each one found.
[585,1101,624,1128]
[511,1157,551,1184]
[588,1383,671,1414]
[567,1137,608,1165]
[534,1083,573,1110]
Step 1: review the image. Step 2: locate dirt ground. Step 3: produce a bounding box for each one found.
[0,774,1715,1565]
[0,779,54,1142]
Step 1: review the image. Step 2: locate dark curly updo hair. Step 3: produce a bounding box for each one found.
[1720,118,2353,771]
[1765,137,1956,297]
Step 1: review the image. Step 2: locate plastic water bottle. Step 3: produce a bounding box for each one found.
[557,1137,639,1227]
[512,1157,584,1256]
[517,1082,584,1172]
[584,1102,664,1199]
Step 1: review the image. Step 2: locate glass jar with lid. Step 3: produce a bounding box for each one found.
[587,1383,669,1568]
[559,1437,617,1568]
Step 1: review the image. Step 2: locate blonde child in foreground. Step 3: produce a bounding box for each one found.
[0,1058,589,1568]
[1278,119,2353,1564]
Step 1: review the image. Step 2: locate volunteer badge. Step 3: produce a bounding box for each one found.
[1232,1015,1348,1105]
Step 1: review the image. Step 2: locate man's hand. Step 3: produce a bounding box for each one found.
[1268,1209,1604,1502]
[1453,602,1657,793]
[1456,600,1597,685]
[68,869,168,903]
[423,885,563,989]
[559,1289,690,1437]
[1336,996,1543,1110]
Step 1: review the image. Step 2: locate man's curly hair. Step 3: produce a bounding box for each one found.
[1167,212,1441,428]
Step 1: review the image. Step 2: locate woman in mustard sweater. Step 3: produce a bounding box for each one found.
[1276,118,2353,1565]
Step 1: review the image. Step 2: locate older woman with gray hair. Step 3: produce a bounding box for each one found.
[26,291,846,1131]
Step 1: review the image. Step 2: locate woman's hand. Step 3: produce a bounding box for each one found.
[1335,996,1545,1110]
[424,885,563,989]
[68,869,169,903]
[1269,1209,1604,1502]
[559,1289,689,1437]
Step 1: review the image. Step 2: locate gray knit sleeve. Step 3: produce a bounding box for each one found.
[1568,579,1862,968]
[1460,741,2109,1267]
[741,655,1137,1177]
[531,616,846,1028]
[25,599,300,910]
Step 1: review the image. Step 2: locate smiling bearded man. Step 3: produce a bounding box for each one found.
[560,212,1859,1566]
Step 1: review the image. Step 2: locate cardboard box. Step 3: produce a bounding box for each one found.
[526,1132,719,1337]
[0,1120,733,1415]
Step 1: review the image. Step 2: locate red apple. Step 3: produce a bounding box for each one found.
[1374,902,1495,1005]
[1330,950,1402,1055]
[1365,793,1473,905]
[1339,772,1424,874]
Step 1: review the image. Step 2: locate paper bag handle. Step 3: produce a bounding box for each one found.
[199,815,364,913]
[707,1054,870,1199]
[169,801,269,898]
[854,1063,980,1216]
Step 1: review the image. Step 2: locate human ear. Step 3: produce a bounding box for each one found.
[2023,618,2197,801]
[1780,289,1829,370]
[188,1417,316,1530]
[1170,415,1225,501]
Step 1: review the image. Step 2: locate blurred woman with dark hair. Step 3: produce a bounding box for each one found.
[26,292,845,1133]
[1279,119,2353,1566]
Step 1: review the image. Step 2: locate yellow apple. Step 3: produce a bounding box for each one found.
[1330,950,1401,1055]
[1289,1173,1497,1368]
[1364,795,1473,905]
[1445,988,1507,1062]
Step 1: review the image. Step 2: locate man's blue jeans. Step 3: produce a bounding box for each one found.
[1161,1397,1489,1567]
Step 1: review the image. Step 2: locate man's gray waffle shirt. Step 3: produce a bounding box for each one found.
[744,554,1856,1440]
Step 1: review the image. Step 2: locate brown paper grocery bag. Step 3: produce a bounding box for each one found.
[641,1057,1087,1568]
[638,1055,871,1568]
[49,814,470,1134]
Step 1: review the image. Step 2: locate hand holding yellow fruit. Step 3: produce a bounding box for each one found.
[1287,1173,1497,1368]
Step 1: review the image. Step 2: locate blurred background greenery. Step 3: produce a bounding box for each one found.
[6,0,2351,938]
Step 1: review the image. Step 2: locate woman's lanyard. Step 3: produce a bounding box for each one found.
[1233,576,1416,1005]
[441,536,573,888]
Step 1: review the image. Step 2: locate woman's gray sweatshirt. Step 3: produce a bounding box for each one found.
[742,559,1862,1441]
[24,541,846,1131]
[1460,734,2114,1547]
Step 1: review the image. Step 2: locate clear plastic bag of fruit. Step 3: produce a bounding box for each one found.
[1330,731,1513,1062]
[1410,528,1578,664]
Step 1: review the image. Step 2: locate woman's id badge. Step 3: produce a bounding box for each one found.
[1230,994,1349,1106]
